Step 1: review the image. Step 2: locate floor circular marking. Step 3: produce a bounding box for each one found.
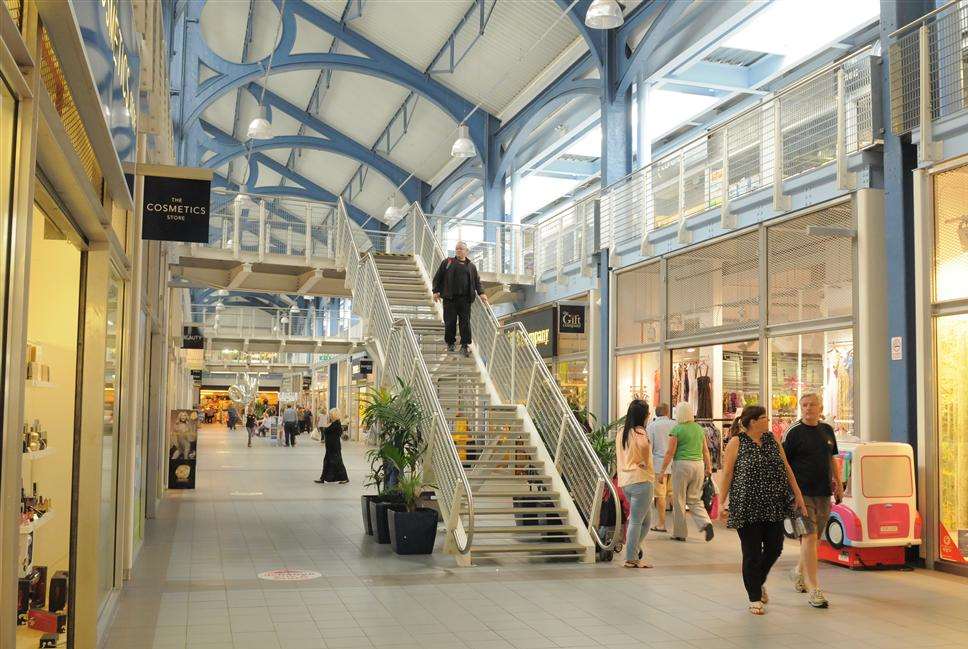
[258,568,322,581]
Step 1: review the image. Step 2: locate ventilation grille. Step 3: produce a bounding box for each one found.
[666,231,760,339]
[767,203,854,325]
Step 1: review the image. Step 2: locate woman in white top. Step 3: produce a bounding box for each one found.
[615,399,655,568]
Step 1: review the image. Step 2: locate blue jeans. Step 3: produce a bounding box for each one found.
[623,481,654,562]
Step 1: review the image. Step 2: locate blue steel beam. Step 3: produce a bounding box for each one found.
[181,0,488,155]
[338,0,497,213]
[426,158,484,211]
[554,0,605,69]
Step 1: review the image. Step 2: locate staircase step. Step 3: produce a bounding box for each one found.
[469,490,559,498]
[469,542,586,554]
[474,506,568,516]
[468,475,552,483]
[453,444,535,452]
[473,525,576,535]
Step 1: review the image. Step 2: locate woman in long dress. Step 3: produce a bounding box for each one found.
[315,408,349,484]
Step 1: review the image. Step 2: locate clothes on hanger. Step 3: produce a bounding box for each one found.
[696,363,712,419]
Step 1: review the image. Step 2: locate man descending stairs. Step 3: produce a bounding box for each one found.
[371,253,588,560]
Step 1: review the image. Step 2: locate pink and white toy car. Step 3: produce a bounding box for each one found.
[819,441,921,569]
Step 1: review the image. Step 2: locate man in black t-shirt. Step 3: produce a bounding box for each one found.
[782,393,843,609]
[432,241,488,357]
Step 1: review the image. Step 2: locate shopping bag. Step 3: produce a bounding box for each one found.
[701,476,715,513]
[309,429,321,442]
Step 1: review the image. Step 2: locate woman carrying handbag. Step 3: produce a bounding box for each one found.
[719,406,808,615]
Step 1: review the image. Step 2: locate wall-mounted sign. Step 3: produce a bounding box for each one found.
[142,174,211,243]
[182,326,204,350]
[558,304,586,334]
[352,358,373,379]
[190,369,203,383]
[503,307,557,359]
[301,376,312,390]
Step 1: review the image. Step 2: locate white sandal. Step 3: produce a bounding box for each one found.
[748,602,765,615]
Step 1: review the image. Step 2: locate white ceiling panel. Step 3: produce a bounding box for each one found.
[314,71,411,152]
[352,174,406,222]
[385,100,455,181]
[200,1,282,64]
[293,149,359,193]
[265,69,326,108]
[304,0,345,21]
[347,0,472,70]
[201,91,238,134]
[291,13,336,55]
[439,0,579,114]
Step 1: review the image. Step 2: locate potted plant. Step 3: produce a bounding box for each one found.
[387,470,438,555]
[361,381,425,543]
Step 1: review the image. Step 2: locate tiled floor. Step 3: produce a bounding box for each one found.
[102,424,968,649]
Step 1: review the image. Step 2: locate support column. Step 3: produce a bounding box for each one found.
[484,114,507,272]
[879,0,934,447]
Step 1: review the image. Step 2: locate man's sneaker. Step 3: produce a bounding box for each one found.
[446,343,456,352]
[790,567,807,593]
[808,588,829,608]
[460,345,470,358]
[703,523,715,542]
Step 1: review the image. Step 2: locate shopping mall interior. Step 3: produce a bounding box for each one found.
[2,0,968,647]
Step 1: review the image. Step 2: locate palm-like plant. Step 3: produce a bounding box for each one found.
[585,412,624,475]
[362,380,427,495]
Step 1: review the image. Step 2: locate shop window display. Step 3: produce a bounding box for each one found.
[769,329,854,438]
[555,359,588,414]
[614,352,660,416]
[18,207,83,646]
[936,314,968,564]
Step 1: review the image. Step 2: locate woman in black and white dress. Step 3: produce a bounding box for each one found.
[719,406,807,615]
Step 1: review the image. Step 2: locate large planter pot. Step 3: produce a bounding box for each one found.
[388,506,438,555]
[361,495,380,535]
[369,496,401,544]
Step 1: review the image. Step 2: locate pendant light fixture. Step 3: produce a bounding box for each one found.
[451,124,476,158]
[585,0,624,29]
[384,203,405,222]
[247,107,272,140]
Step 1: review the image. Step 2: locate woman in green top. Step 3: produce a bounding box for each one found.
[658,402,714,542]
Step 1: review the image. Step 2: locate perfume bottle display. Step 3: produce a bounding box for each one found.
[21,420,48,453]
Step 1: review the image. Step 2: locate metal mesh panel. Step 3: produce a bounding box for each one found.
[615,262,661,348]
[39,26,103,195]
[767,203,854,325]
[932,164,968,303]
[780,72,837,179]
[844,55,875,150]
[651,155,679,229]
[726,105,774,201]
[889,32,921,134]
[603,169,647,248]
[666,232,760,339]
[927,2,968,121]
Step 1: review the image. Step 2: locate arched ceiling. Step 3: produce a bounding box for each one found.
[176,0,595,226]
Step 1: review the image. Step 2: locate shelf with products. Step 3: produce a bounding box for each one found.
[22,447,54,461]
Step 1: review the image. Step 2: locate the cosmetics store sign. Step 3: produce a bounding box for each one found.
[142,174,212,243]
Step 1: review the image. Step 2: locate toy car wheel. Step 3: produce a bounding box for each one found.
[825,517,846,549]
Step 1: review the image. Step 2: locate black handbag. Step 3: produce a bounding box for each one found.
[701,476,715,513]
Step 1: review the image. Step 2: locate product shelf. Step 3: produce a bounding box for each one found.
[22,447,54,461]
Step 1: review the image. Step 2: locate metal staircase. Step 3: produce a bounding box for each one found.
[333,200,619,565]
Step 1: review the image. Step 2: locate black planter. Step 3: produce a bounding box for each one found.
[361,495,380,535]
[388,506,438,555]
[369,497,401,544]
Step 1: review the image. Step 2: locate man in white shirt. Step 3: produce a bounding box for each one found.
[646,403,676,532]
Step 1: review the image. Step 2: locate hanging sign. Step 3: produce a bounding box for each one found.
[301,376,312,390]
[190,369,203,383]
[141,173,212,243]
[503,307,557,359]
[182,326,204,350]
[558,305,586,334]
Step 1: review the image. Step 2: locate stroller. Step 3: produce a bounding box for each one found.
[595,476,632,562]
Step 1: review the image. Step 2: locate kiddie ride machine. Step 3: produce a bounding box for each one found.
[819,441,921,569]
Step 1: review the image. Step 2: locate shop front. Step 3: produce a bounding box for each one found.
[614,200,861,450]
[914,160,968,574]
[501,298,591,414]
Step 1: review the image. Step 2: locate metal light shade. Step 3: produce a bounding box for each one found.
[384,205,404,221]
[247,108,272,140]
[451,124,476,158]
[585,0,623,29]
[289,304,299,314]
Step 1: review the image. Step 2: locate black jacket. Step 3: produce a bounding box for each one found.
[432,256,483,300]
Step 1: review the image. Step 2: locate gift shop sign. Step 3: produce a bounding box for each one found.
[558,305,586,334]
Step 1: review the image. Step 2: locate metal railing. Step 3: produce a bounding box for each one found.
[531,196,598,279]
[889,0,967,160]
[189,305,361,341]
[405,203,620,551]
[200,190,339,261]
[334,199,475,555]
[424,214,536,280]
[598,48,876,253]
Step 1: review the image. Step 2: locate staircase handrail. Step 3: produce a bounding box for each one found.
[405,203,620,551]
[334,199,475,555]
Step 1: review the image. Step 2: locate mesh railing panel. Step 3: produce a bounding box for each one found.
[615,262,662,348]
[727,105,775,201]
[666,231,760,339]
[889,30,921,134]
[767,203,854,324]
[780,72,838,179]
[844,54,875,150]
[39,26,103,195]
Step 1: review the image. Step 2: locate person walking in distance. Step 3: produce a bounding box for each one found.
[615,400,655,568]
[315,408,350,484]
[646,403,675,532]
[282,403,299,447]
[432,241,488,357]
[719,406,808,615]
[245,411,257,448]
[658,402,715,542]
[783,393,843,609]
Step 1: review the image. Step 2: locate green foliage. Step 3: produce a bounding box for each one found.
[393,470,430,513]
[587,415,624,475]
[361,379,427,495]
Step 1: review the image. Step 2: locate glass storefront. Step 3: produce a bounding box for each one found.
[19,204,84,647]
[931,165,968,567]
[671,341,760,424]
[614,351,660,416]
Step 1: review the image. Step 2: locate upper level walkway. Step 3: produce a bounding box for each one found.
[101,423,968,649]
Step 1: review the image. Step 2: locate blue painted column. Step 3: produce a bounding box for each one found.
[595,30,633,422]
[484,114,507,272]
[878,0,934,447]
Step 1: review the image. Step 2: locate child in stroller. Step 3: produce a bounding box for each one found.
[596,476,633,562]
